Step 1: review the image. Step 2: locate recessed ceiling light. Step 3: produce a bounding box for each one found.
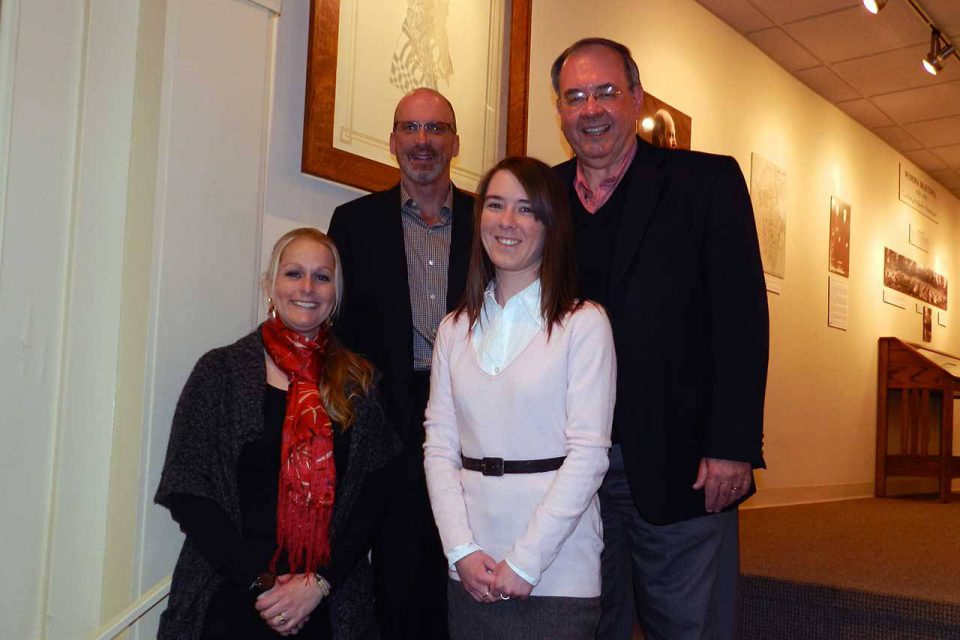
[863,0,888,14]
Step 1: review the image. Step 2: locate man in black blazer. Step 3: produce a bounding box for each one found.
[328,88,473,640]
[551,39,769,639]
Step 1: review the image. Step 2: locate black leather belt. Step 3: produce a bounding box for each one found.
[461,455,566,477]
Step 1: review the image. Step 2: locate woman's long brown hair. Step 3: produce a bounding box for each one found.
[455,156,581,336]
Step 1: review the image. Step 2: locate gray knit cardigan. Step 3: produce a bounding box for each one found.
[154,328,400,640]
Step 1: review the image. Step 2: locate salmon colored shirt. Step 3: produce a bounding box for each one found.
[573,139,638,213]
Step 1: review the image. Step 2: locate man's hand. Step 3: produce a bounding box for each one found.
[255,573,323,636]
[692,457,752,513]
[491,561,534,600]
[454,550,497,603]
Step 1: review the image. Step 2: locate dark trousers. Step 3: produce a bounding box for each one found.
[374,370,449,640]
[448,579,600,640]
[597,444,740,640]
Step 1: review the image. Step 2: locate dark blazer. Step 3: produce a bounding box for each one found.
[557,138,769,525]
[328,183,474,446]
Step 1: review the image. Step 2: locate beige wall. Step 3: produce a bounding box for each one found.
[526,0,960,506]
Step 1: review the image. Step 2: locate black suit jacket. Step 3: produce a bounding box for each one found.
[328,184,474,447]
[557,138,769,525]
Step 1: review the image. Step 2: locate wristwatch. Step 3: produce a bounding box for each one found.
[249,571,276,594]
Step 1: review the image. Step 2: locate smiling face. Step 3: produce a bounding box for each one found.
[557,44,643,171]
[270,237,338,340]
[480,169,546,287]
[389,89,460,187]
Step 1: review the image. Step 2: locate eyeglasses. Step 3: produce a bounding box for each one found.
[559,84,626,109]
[393,121,456,136]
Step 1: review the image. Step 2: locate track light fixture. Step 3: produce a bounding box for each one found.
[922,29,957,76]
[863,0,888,14]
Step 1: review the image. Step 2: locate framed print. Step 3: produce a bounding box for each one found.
[637,92,692,150]
[883,247,947,310]
[828,196,850,277]
[303,0,531,193]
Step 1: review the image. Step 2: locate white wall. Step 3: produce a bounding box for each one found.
[0,1,85,635]
[133,0,281,636]
[262,0,366,242]
[526,0,960,506]
[0,0,283,637]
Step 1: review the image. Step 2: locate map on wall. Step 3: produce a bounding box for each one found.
[750,153,787,279]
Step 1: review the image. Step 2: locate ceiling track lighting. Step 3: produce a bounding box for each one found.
[923,29,956,75]
[864,0,960,75]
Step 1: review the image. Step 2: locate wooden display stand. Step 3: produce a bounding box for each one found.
[876,337,960,502]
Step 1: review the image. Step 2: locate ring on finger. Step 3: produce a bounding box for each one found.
[278,612,288,624]
[499,593,510,600]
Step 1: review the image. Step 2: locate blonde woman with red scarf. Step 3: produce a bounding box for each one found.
[156,228,401,639]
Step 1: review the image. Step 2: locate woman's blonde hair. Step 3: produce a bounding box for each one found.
[263,227,374,429]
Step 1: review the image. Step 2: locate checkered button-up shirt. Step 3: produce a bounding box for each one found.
[400,184,454,371]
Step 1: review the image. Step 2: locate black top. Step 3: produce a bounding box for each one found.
[568,163,634,311]
[168,385,385,588]
[167,385,394,637]
[569,167,635,442]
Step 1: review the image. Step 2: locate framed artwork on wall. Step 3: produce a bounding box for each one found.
[883,247,948,310]
[828,196,850,277]
[637,92,692,150]
[302,0,532,193]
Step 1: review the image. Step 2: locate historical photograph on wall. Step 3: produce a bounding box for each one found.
[637,92,691,150]
[828,196,850,277]
[883,247,948,310]
[923,306,932,343]
[750,153,787,279]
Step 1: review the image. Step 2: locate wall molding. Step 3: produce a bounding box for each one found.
[0,0,22,265]
[245,0,281,14]
[93,576,170,640]
[745,477,960,510]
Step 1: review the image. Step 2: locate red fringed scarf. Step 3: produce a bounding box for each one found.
[261,316,335,573]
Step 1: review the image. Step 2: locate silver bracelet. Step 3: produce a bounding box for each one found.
[314,573,331,598]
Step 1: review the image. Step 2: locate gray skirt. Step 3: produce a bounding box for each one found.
[447,579,600,640]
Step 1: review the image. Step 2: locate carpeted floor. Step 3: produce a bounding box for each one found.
[740,495,960,605]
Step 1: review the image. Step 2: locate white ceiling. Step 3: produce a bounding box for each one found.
[695,0,960,199]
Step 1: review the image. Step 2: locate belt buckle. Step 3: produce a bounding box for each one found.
[480,457,504,477]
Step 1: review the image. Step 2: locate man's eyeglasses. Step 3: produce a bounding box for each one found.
[393,121,456,136]
[559,85,626,109]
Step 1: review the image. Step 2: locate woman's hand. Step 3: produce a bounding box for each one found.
[255,573,323,636]
[491,561,533,600]
[454,551,497,603]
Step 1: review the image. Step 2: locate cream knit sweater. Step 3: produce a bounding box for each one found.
[424,302,616,597]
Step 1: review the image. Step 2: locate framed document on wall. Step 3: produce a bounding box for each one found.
[303,0,532,193]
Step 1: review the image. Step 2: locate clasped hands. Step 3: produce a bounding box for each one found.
[455,550,533,604]
[254,573,325,636]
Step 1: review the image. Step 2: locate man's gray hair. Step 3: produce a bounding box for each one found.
[550,37,642,94]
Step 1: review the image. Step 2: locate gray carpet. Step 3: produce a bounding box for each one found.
[739,496,960,638]
[740,575,960,639]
